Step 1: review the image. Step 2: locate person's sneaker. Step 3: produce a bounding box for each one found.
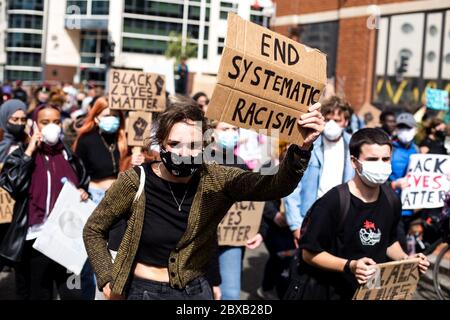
[256,287,279,300]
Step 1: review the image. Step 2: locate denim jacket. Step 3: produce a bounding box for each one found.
[284,132,354,231]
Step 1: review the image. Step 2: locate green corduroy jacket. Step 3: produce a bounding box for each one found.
[83,146,311,296]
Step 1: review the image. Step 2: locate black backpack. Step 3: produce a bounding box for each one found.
[284,182,400,300]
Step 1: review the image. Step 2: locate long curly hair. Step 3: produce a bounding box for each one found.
[72,96,127,160]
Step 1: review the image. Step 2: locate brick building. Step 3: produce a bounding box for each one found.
[272,0,450,115]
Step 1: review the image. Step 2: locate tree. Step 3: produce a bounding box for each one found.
[165,32,197,63]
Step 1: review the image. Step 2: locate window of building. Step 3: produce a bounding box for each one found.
[7,32,42,48]
[220,1,237,20]
[8,14,43,29]
[203,44,208,59]
[217,37,225,55]
[124,0,183,18]
[124,18,182,36]
[66,0,88,14]
[80,30,108,66]
[122,37,168,54]
[8,0,44,11]
[5,70,41,82]
[80,68,106,84]
[91,0,109,15]
[7,52,41,67]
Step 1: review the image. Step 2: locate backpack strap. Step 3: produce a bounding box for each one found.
[336,183,351,231]
[380,183,400,214]
[133,165,145,203]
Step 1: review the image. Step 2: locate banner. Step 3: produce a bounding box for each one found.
[218,201,264,246]
[0,188,14,224]
[33,183,97,275]
[353,258,420,300]
[401,154,450,210]
[109,68,166,112]
[206,13,327,146]
[426,88,449,111]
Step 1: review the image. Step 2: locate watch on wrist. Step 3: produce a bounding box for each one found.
[344,259,352,274]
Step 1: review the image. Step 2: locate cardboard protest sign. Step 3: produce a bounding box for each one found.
[218,201,264,246]
[33,182,97,275]
[109,69,166,112]
[426,88,449,111]
[206,13,327,145]
[127,111,152,147]
[401,154,450,210]
[0,188,14,224]
[353,258,420,300]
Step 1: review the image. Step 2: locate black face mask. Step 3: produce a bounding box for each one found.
[435,130,446,141]
[160,147,203,177]
[6,122,25,139]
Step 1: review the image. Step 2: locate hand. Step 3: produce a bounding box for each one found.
[297,102,324,150]
[350,257,377,284]
[292,228,301,249]
[131,152,145,166]
[273,212,287,228]
[212,286,222,300]
[25,130,42,157]
[246,233,263,249]
[102,282,125,300]
[393,178,409,190]
[79,188,89,201]
[412,253,430,274]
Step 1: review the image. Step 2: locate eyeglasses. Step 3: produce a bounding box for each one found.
[9,117,27,124]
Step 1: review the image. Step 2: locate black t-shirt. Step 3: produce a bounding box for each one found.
[75,130,120,181]
[299,186,401,299]
[135,161,200,267]
[419,137,447,155]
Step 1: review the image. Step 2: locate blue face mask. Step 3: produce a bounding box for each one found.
[217,131,238,150]
[99,116,120,134]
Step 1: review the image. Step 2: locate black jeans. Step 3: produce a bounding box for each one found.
[127,276,213,300]
[14,240,83,300]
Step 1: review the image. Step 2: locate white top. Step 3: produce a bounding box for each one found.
[318,137,345,198]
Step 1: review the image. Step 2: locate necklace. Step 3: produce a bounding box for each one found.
[100,133,118,174]
[159,162,189,212]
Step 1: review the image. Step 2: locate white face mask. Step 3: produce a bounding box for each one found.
[41,123,61,146]
[397,128,416,144]
[323,120,343,141]
[356,159,392,188]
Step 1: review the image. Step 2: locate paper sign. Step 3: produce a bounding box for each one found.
[0,188,14,224]
[426,88,449,111]
[401,154,450,210]
[33,183,97,275]
[218,201,264,246]
[109,69,166,112]
[127,111,152,147]
[353,258,420,300]
[206,13,327,145]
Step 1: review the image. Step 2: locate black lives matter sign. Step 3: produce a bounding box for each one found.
[109,69,166,112]
[353,258,420,300]
[206,13,327,145]
[218,201,264,246]
[401,154,450,210]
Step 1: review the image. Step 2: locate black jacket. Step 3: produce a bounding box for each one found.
[0,144,89,263]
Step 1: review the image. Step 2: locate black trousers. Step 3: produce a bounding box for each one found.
[14,240,83,300]
[127,276,213,300]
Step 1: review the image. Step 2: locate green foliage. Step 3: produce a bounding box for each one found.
[165,32,197,63]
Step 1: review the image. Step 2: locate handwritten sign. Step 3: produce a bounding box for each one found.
[353,258,420,300]
[401,154,450,210]
[217,201,264,246]
[426,88,449,111]
[0,188,14,224]
[109,69,166,112]
[126,111,152,147]
[206,13,327,145]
